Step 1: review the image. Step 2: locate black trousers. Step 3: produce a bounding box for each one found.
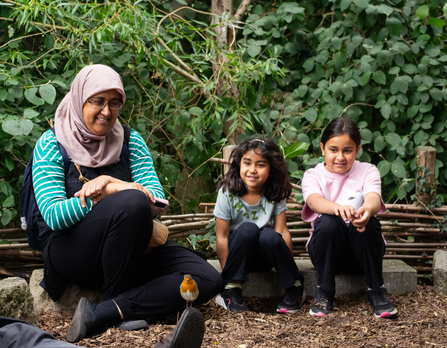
[0,317,81,348]
[221,222,303,289]
[307,214,385,293]
[48,190,222,320]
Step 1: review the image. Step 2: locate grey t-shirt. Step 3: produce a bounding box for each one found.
[213,187,287,232]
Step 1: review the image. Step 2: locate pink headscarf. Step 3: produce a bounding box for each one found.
[54,64,125,168]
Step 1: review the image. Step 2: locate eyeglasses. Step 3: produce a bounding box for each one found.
[87,99,123,111]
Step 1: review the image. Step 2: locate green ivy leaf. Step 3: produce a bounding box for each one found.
[386,132,401,146]
[297,85,308,97]
[303,58,314,73]
[331,37,341,50]
[374,136,386,152]
[414,129,426,144]
[24,88,44,106]
[1,209,12,226]
[24,108,40,119]
[386,17,403,37]
[381,103,391,119]
[392,42,409,54]
[341,0,352,11]
[361,71,371,86]
[353,0,368,8]
[416,34,430,46]
[139,69,150,82]
[427,18,446,28]
[407,105,419,118]
[373,71,386,85]
[415,5,429,20]
[39,84,56,105]
[377,160,390,177]
[247,45,261,57]
[430,88,443,101]
[5,154,14,171]
[2,119,22,136]
[21,120,33,135]
[360,128,372,142]
[284,142,310,159]
[2,195,14,208]
[391,160,406,178]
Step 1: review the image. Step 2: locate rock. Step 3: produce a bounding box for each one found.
[29,269,105,315]
[0,277,35,324]
[433,250,447,295]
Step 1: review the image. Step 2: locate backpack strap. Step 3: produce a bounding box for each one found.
[51,128,70,175]
[121,124,131,163]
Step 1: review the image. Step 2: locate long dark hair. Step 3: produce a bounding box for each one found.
[321,117,361,148]
[219,137,292,202]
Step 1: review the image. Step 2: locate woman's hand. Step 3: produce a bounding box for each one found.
[334,204,356,222]
[74,175,115,207]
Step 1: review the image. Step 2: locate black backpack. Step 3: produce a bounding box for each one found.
[19,128,129,250]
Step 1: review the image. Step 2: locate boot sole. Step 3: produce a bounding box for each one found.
[170,308,205,348]
[67,297,88,343]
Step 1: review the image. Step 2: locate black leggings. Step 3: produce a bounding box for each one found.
[49,190,222,320]
[221,222,303,289]
[307,214,385,292]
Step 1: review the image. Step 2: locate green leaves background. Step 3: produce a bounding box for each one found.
[1,0,447,227]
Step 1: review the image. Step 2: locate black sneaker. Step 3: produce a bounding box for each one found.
[367,288,398,318]
[216,288,248,313]
[309,287,335,317]
[277,285,306,313]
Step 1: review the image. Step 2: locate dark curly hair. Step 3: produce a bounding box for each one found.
[219,137,292,202]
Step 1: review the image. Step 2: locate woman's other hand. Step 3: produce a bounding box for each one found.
[74,175,115,207]
[99,182,155,203]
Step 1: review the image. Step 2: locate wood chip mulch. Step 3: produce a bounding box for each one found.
[36,285,447,347]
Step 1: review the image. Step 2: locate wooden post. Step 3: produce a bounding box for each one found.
[223,145,236,175]
[416,146,437,206]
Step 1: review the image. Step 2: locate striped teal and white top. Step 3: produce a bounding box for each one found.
[32,128,165,232]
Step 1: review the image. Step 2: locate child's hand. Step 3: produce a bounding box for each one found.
[334,205,356,222]
[352,206,372,232]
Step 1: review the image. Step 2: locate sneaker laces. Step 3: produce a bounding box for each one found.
[314,289,333,309]
[369,289,388,305]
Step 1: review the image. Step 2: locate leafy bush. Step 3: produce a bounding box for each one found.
[241,0,447,204]
[1,0,447,229]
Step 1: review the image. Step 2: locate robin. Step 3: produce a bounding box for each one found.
[180,274,199,308]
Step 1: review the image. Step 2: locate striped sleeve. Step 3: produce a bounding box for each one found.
[32,130,93,231]
[128,129,165,199]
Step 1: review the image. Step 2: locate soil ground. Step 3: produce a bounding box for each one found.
[36,285,447,347]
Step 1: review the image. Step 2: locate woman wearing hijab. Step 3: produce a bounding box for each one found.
[31,64,222,345]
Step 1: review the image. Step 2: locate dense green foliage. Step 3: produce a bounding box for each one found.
[0,0,447,229]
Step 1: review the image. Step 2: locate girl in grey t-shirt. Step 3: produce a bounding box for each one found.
[214,137,305,314]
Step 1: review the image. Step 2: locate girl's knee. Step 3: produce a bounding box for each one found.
[314,215,343,238]
[234,222,260,242]
[259,229,283,248]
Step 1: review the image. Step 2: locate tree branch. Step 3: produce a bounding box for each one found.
[234,0,252,22]
[157,37,193,73]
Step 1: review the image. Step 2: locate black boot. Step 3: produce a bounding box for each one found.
[66,297,98,343]
[153,308,205,348]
